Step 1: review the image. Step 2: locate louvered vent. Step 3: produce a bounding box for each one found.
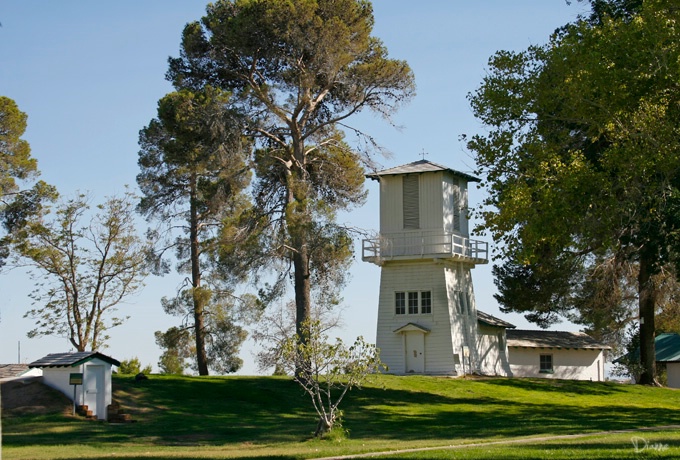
[403,174,420,229]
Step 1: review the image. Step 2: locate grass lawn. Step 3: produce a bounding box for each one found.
[2,374,680,459]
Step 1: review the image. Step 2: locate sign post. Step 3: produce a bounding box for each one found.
[69,373,83,415]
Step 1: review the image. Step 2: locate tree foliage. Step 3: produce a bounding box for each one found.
[166,0,415,352]
[138,87,255,375]
[0,96,57,267]
[280,319,385,437]
[12,192,150,351]
[468,0,680,384]
[117,357,152,375]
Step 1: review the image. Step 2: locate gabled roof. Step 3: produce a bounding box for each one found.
[0,364,30,379]
[477,310,516,329]
[29,351,120,368]
[367,160,481,183]
[507,330,611,350]
[393,322,431,334]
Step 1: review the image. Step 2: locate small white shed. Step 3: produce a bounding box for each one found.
[29,351,120,420]
[507,330,609,381]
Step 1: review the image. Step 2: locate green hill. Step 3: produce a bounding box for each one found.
[3,374,680,459]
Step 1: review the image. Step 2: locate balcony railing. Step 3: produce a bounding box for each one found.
[362,230,488,264]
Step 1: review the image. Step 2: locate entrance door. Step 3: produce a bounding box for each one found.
[84,365,105,419]
[405,332,425,373]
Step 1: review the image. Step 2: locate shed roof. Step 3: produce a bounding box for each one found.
[29,351,120,368]
[507,330,610,350]
[367,160,481,183]
[0,364,30,379]
[477,310,516,329]
[615,333,680,363]
[653,333,680,362]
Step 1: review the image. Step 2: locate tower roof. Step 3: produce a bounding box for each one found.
[367,159,481,182]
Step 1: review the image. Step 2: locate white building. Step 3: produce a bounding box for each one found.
[363,160,609,381]
[29,351,120,420]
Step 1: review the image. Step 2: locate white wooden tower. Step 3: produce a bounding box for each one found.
[363,160,489,375]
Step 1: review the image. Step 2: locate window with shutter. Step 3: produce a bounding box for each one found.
[403,175,420,229]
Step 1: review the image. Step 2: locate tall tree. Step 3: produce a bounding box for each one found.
[467,0,680,384]
[12,192,150,351]
[138,87,253,375]
[167,0,415,347]
[0,96,56,267]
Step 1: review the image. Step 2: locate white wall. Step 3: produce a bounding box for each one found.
[40,359,113,420]
[477,325,511,376]
[509,348,606,381]
[667,362,680,388]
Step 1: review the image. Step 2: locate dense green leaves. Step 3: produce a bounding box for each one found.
[0,96,57,267]
[138,87,253,375]
[468,0,680,383]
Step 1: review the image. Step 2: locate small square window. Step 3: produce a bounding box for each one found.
[408,292,419,314]
[421,291,432,314]
[540,354,553,373]
[395,292,405,315]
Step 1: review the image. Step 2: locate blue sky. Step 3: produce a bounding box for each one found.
[0,1,586,373]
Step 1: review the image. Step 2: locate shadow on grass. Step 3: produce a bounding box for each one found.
[477,377,627,395]
[4,375,680,450]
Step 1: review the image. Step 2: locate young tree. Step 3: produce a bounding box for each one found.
[167,0,415,350]
[0,96,57,267]
[280,319,385,437]
[468,0,680,384]
[252,299,344,375]
[12,192,150,351]
[138,87,254,375]
[117,357,152,375]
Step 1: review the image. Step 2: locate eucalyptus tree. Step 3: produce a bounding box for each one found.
[166,0,415,344]
[468,0,680,384]
[13,192,149,351]
[138,87,253,375]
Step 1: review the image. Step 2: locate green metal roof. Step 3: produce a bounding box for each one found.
[655,333,680,362]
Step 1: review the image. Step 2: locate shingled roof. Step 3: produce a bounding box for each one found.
[29,351,120,368]
[477,310,516,329]
[366,160,481,183]
[507,330,610,350]
[0,364,30,379]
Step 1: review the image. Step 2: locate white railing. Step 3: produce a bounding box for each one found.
[362,230,488,263]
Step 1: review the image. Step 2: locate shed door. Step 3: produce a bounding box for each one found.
[84,365,105,419]
[405,331,425,373]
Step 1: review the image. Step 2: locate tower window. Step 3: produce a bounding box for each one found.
[408,292,419,314]
[395,291,432,315]
[395,292,406,315]
[421,291,432,314]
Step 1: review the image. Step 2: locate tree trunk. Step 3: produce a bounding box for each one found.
[190,178,210,376]
[288,142,312,377]
[637,253,657,385]
[314,414,334,438]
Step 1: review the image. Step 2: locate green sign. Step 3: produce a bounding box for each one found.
[69,373,83,385]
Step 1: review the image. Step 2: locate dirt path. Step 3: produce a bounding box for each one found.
[311,425,680,460]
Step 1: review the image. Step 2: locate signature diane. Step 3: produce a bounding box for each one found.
[631,436,669,453]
